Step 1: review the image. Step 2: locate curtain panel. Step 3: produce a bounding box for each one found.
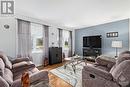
[43,25,49,59]
[59,29,63,47]
[17,19,32,59]
[68,31,72,57]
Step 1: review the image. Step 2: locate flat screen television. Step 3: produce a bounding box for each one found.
[83,35,101,48]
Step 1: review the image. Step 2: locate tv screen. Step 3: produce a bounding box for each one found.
[83,36,101,48]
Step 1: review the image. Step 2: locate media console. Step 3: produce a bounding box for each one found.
[83,47,101,57]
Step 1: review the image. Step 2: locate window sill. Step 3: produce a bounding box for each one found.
[32,51,43,54]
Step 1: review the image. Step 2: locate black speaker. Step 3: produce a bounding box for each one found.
[49,47,62,65]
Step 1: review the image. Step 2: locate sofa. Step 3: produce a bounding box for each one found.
[0,51,49,87]
[82,51,130,87]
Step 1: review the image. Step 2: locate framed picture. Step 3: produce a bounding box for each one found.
[106,32,118,38]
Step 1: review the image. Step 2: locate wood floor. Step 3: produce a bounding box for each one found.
[38,62,72,87]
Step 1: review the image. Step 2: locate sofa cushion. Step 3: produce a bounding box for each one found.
[116,51,130,66]
[110,51,130,74]
[0,76,9,87]
[3,68,13,85]
[12,79,22,87]
[0,51,12,69]
[111,60,130,86]
[0,58,5,76]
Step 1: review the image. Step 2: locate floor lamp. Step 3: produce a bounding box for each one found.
[112,41,122,58]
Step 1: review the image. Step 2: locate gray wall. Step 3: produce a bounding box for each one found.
[0,17,16,57]
[75,19,129,57]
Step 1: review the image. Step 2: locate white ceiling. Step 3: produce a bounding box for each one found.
[15,0,130,29]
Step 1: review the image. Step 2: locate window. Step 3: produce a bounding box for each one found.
[63,30,70,49]
[61,30,72,57]
[31,23,43,53]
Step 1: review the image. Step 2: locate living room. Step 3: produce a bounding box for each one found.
[0,0,130,87]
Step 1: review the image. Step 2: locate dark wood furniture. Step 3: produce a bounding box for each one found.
[83,47,101,61]
[49,47,62,65]
[83,47,101,57]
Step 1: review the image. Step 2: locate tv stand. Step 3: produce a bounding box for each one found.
[83,47,101,58]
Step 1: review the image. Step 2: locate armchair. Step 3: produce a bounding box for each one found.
[83,51,130,87]
[82,65,118,87]
[83,60,130,87]
[0,51,35,77]
[0,51,49,87]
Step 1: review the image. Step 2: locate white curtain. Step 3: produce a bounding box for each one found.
[43,25,49,59]
[17,19,32,59]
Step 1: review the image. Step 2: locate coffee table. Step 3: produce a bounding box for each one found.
[64,56,87,73]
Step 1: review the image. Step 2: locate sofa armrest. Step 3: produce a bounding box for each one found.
[95,56,116,68]
[12,61,35,73]
[30,70,49,85]
[11,58,30,64]
[83,65,113,80]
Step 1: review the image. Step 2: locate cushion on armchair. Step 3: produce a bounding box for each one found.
[0,57,14,86]
[116,51,130,66]
[111,60,130,86]
[0,51,12,69]
[11,79,22,87]
[0,58,5,76]
[3,68,13,85]
[0,76,9,87]
[110,51,130,74]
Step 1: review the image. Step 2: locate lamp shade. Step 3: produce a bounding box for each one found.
[112,41,122,48]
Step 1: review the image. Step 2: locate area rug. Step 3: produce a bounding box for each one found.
[50,62,87,87]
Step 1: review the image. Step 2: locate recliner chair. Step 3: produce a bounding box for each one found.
[82,51,130,87]
[0,51,49,87]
